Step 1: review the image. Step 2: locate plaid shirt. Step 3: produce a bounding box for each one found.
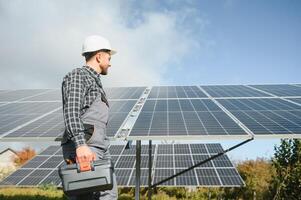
[61,65,109,148]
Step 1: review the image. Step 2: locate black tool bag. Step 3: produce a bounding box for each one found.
[59,159,114,196]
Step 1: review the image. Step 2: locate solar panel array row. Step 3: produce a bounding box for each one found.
[0,143,244,187]
[0,84,300,140]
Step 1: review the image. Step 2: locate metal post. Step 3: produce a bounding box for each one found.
[135,140,141,200]
[148,140,152,200]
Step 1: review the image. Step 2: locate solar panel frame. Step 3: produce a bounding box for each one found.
[287,98,301,106]
[2,85,301,141]
[249,84,301,97]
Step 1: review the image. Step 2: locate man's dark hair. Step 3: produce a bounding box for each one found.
[83,49,111,62]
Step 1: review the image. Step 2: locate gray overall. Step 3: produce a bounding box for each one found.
[61,94,118,200]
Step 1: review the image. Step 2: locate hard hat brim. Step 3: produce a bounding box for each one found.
[109,49,117,55]
[81,49,117,56]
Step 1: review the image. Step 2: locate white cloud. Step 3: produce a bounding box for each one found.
[0,0,204,89]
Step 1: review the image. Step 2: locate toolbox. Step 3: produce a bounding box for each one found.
[59,159,114,196]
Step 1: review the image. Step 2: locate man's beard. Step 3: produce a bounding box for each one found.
[99,66,108,75]
[100,69,108,75]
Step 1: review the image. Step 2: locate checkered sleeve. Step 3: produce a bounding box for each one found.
[62,69,87,148]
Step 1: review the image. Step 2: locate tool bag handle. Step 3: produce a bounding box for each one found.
[76,159,95,173]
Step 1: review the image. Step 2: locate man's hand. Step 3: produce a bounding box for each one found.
[76,145,96,163]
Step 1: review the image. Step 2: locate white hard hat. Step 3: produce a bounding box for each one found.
[82,35,116,56]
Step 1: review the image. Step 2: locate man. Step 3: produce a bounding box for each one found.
[61,35,118,200]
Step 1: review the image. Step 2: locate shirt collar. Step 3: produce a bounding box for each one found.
[83,65,100,78]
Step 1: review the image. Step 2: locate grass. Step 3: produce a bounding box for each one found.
[0,186,226,200]
[0,186,67,200]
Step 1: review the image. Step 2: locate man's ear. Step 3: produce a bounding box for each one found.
[95,53,101,63]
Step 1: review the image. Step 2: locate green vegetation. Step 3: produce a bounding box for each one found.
[0,187,67,200]
[269,139,301,199]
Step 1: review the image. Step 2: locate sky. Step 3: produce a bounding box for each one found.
[0,0,300,161]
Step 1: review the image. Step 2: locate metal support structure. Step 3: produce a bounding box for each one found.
[148,140,152,200]
[151,137,254,188]
[135,140,141,200]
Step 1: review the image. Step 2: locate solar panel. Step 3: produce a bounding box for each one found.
[148,86,208,99]
[4,112,64,138]
[0,89,52,102]
[21,89,61,101]
[40,170,61,185]
[287,98,301,105]
[0,143,243,187]
[108,144,125,155]
[217,98,301,136]
[2,100,137,139]
[216,168,243,186]
[115,169,132,186]
[1,84,301,141]
[129,99,247,138]
[17,87,146,101]
[106,100,137,137]
[0,102,60,115]
[153,143,243,187]
[105,87,146,99]
[201,85,270,97]
[129,169,149,186]
[0,90,10,94]
[0,102,61,137]
[175,169,198,185]
[250,84,301,97]
[18,169,52,186]
[195,169,220,185]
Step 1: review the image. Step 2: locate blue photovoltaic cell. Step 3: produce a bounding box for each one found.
[0,102,61,137]
[250,84,301,97]
[4,112,64,138]
[175,169,198,186]
[0,90,10,94]
[216,168,244,186]
[153,169,175,185]
[130,99,247,137]
[0,115,41,136]
[106,100,137,137]
[0,169,32,185]
[22,89,61,101]
[115,169,132,186]
[218,98,301,135]
[129,169,149,186]
[0,102,60,115]
[3,100,136,139]
[287,98,301,106]
[148,86,208,98]
[0,89,51,102]
[105,87,146,99]
[195,168,221,185]
[18,169,52,186]
[201,85,270,97]
[40,170,61,185]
